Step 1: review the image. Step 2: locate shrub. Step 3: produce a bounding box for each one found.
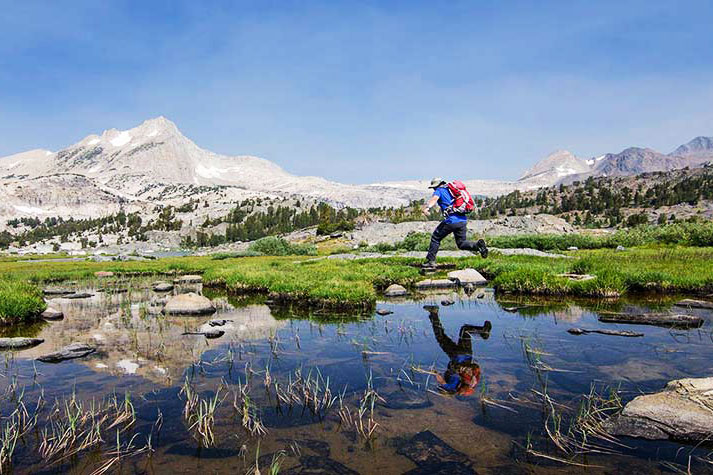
[248,237,317,256]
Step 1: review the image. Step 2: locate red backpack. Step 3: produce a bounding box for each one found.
[446,180,475,214]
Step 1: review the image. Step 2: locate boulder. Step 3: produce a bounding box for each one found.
[152,281,174,292]
[415,279,457,290]
[384,284,408,297]
[675,299,713,310]
[447,269,487,286]
[41,308,64,320]
[37,343,95,363]
[173,275,203,284]
[163,292,216,315]
[94,271,114,278]
[604,377,713,441]
[0,337,44,350]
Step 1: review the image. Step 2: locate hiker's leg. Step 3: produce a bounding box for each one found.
[426,306,459,357]
[453,222,478,251]
[426,222,452,262]
[458,321,492,350]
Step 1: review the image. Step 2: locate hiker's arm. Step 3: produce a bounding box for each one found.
[422,195,439,217]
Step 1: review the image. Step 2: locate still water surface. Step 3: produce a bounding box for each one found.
[2,280,712,474]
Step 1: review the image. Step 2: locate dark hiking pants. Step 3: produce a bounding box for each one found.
[426,220,477,262]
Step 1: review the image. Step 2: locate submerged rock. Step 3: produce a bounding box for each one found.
[41,308,64,320]
[415,279,457,290]
[283,455,358,475]
[173,275,203,284]
[396,430,473,472]
[604,377,713,441]
[447,269,487,286]
[37,343,95,363]
[675,299,713,310]
[0,337,44,350]
[384,284,408,297]
[163,292,216,315]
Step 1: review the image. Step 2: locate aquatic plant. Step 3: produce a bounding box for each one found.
[0,280,46,325]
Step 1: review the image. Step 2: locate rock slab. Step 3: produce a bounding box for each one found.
[0,337,44,350]
[173,275,203,284]
[384,284,408,297]
[37,343,95,363]
[415,279,457,290]
[163,292,216,315]
[152,281,174,292]
[447,269,487,286]
[41,308,64,320]
[604,377,713,441]
[675,299,713,310]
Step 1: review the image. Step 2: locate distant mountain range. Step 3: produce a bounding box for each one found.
[1,116,711,226]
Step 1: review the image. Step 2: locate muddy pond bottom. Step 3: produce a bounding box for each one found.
[2,281,713,474]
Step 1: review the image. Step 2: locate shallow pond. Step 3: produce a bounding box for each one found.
[2,280,713,474]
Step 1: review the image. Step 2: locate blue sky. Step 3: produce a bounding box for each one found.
[1,0,712,183]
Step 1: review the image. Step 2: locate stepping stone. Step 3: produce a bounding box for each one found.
[37,343,95,363]
[43,288,74,295]
[447,269,487,286]
[208,319,232,327]
[376,309,393,316]
[173,275,203,284]
[441,299,454,306]
[152,281,174,292]
[182,329,224,339]
[41,308,64,320]
[415,279,456,290]
[0,337,44,350]
[384,284,408,297]
[163,292,216,315]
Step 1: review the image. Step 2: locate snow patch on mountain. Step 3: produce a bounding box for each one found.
[110,131,132,147]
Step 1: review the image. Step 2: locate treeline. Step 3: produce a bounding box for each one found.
[478,167,713,227]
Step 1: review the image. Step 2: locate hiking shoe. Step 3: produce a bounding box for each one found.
[476,239,488,258]
[421,260,436,269]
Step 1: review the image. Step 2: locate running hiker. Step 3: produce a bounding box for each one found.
[421,177,488,268]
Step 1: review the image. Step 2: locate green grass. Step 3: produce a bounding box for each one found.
[2,245,713,320]
[0,280,46,325]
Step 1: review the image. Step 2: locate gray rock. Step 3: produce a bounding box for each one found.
[567,246,579,251]
[37,343,95,363]
[441,299,455,306]
[415,279,457,290]
[183,329,224,339]
[447,268,487,286]
[62,292,93,299]
[152,281,174,292]
[376,309,394,316]
[208,319,232,327]
[604,377,713,441]
[163,292,216,315]
[43,288,75,295]
[384,284,408,297]
[173,275,203,284]
[491,247,570,258]
[41,308,64,320]
[0,337,44,350]
[616,245,626,251]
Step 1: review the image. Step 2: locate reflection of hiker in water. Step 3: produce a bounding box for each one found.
[425,305,491,396]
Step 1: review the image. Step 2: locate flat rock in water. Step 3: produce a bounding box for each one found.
[376,309,393,316]
[441,299,455,306]
[163,292,216,315]
[183,329,224,339]
[152,281,174,292]
[415,279,457,290]
[41,308,64,320]
[62,292,93,299]
[397,430,473,469]
[37,343,95,363]
[0,337,44,350]
[384,284,408,297]
[604,377,713,441]
[173,275,203,284]
[208,319,232,327]
[43,288,74,295]
[598,313,703,329]
[675,299,713,310]
[568,328,643,337]
[447,269,487,286]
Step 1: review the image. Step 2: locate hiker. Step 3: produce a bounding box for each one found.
[424,305,491,396]
[421,177,487,268]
